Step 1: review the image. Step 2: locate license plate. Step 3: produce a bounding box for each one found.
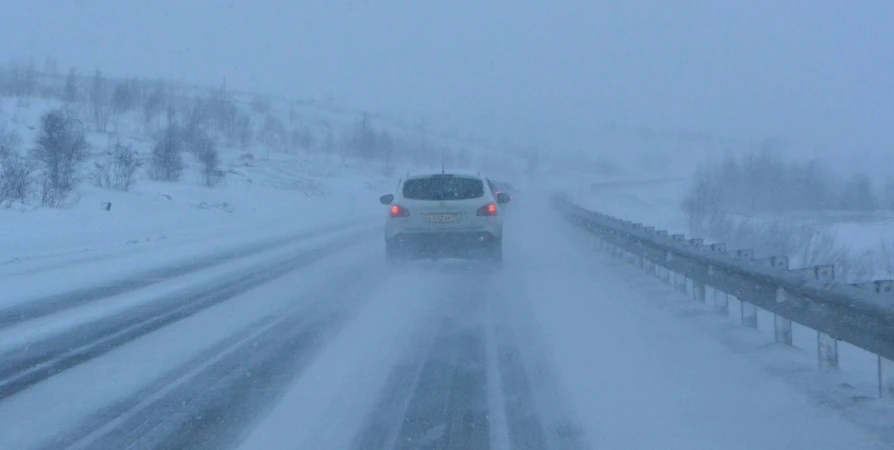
[425,214,459,223]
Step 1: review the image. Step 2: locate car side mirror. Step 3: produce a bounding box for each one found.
[379,194,394,205]
[496,192,511,204]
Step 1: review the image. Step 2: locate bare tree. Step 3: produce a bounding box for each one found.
[150,125,184,181]
[112,81,138,116]
[1,62,30,97]
[38,57,59,97]
[0,123,22,159]
[250,96,271,115]
[204,86,240,144]
[93,142,141,191]
[258,114,286,156]
[142,80,168,134]
[181,97,213,152]
[31,110,90,207]
[21,59,38,98]
[193,132,222,187]
[63,68,79,106]
[351,113,376,161]
[112,143,140,190]
[289,102,297,125]
[838,173,878,211]
[291,126,315,154]
[681,167,724,235]
[89,69,111,132]
[0,154,33,206]
[236,115,253,151]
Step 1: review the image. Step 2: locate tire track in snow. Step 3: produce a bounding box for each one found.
[49,264,381,450]
[0,221,361,329]
[352,269,491,450]
[352,265,590,449]
[0,228,372,402]
[489,288,590,450]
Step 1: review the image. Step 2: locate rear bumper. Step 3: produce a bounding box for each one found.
[388,231,499,257]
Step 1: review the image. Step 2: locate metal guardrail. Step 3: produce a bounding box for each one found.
[552,193,894,399]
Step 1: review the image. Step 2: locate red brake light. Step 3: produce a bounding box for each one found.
[390,204,410,217]
[477,203,498,216]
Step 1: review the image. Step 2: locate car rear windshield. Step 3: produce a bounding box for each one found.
[402,176,484,201]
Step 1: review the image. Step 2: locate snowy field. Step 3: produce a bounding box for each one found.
[0,96,404,280]
[571,177,894,271]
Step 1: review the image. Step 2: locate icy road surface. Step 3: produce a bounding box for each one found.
[0,195,887,450]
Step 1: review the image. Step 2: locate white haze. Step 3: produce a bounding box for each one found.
[3,3,894,448]
[2,0,892,174]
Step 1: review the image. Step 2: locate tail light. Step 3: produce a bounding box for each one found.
[390,204,410,217]
[477,203,498,216]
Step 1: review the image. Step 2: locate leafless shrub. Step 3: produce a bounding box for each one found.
[89,69,111,132]
[91,160,111,188]
[0,123,22,159]
[0,153,33,206]
[31,109,89,207]
[702,212,873,282]
[681,167,724,235]
[93,142,141,191]
[190,131,222,187]
[149,125,184,182]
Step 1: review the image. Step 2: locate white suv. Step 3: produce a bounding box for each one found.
[379,172,510,263]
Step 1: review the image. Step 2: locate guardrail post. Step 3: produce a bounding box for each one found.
[743,256,788,331]
[791,265,837,367]
[880,357,894,399]
[756,256,789,270]
[662,251,673,283]
[740,296,758,328]
[707,264,729,314]
[818,332,839,371]
[675,272,687,293]
[774,287,792,345]
[850,279,894,396]
[713,288,729,314]
[693,281,706,304]
[773,260,812,345]
[853,279,894,295]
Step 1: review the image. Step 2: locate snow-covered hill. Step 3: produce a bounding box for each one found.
[0,89,411,272]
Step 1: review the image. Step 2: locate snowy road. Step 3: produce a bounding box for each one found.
[0,196,889,449]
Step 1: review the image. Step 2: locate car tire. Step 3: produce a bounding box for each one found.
[386,240,401,265]
[487,239,503,263]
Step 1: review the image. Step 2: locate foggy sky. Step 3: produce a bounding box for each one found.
[2,0,892,162]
